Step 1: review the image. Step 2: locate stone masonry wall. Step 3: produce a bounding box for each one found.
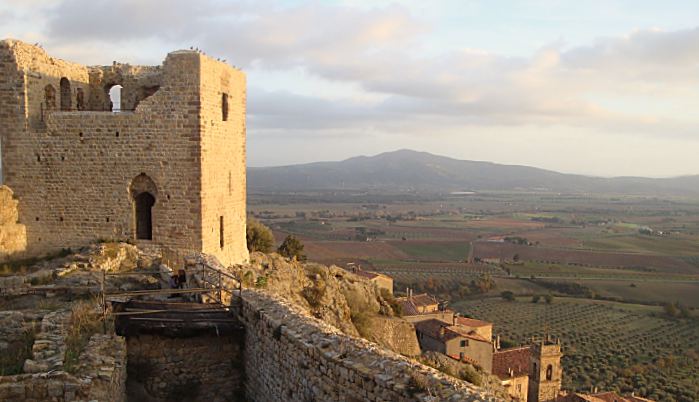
[240,289,502,402]
[0,39,248,266]
[0,185,26,261]
[126,334,244,402]
[198,53,249,267]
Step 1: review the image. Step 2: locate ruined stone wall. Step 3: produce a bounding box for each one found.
[240,289,500,402]
[0,185,26,261]
[0,333,126,402]
[198,56,249,266]
[0,40,248,265]
[126,334,244,402]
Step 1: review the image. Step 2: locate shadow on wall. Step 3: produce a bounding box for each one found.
[0,185,27,261]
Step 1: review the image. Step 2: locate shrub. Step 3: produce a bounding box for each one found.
[532,294,541,303]
[501,291,516,302]
[544,294,554,304]
[246,218,275,253]
[407,372,430,396]
[277,235,307,261]
[254,275,268,288]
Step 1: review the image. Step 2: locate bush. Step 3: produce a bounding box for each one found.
[532,294,541,303]
[277,235,307,261]
[407,372,430,396]
[501,291,515,302]
[544,294,554,304]
[254,275,268,288]
[246,218,275,253]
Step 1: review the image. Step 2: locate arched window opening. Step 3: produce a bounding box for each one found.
[135,192,155,240]
[222,93,229,121]
[546,364,553,381]
[76,88,85,111]
[60,78,71,111]
[44,85,56,111]
[219,216,225,249]
[108,85,123,112]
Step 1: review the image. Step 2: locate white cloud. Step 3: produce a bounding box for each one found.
[1,0,698,175]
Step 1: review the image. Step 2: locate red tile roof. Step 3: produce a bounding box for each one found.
[492,346,531,379]
[456,316,492,328]
[397,293,439,315]
[353,270,379,280]
[415,319,491,343]
[593,392,627,402]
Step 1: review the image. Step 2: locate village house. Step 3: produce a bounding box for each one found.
[492,346,531,401]
[414,318,494,373]
[395,291,454,323]
[345,264,394,295]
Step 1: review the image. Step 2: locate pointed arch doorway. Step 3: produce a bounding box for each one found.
[129,174,158,241]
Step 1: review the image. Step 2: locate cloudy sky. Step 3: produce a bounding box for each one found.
[2,0,698,177]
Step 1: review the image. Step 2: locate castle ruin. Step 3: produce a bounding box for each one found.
[0,39,248,266]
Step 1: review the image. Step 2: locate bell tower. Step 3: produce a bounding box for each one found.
[528,337,562,402]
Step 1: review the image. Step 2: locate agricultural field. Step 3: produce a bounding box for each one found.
[250,190,699,399]
[454,298,699,402]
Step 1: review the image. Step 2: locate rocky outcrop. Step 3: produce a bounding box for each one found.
[194,252,424,358]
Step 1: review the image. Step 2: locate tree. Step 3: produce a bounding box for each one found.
[501,291,515,302]
[277,235,307,261]
[532,294,541,303]
[246,218,275,253]
[544,294,554,304]
[513,253,520,262]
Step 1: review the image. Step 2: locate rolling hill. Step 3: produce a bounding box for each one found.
[248,149,699,195]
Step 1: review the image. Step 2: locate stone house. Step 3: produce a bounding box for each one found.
[0,39,248,266]
[347,265,394,295]
[414,318,494,373]
[492,346,531,401]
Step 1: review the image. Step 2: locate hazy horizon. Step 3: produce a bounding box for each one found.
[2,0,699,177]
[248,148,699,179]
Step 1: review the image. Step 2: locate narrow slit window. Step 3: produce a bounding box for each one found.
[222,93,229,121]
[219,216,225,249]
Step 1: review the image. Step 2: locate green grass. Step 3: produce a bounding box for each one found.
[390,241,471,261]
[582,234,699,256]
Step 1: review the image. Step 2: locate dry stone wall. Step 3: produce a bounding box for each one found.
[23,310,71,373]
[0,333,126,402]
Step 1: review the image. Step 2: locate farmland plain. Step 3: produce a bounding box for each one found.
[249,190,699,401]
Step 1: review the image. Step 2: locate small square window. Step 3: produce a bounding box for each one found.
[460,339,468,347]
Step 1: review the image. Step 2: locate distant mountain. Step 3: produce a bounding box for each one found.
[248,149,699,195]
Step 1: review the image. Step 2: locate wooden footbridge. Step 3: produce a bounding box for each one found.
[101,260,245,337]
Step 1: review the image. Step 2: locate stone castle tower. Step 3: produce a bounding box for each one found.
[0,39,248,266]
[528,338,563,402]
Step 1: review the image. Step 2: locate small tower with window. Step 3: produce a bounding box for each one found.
[528,336,562,402]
